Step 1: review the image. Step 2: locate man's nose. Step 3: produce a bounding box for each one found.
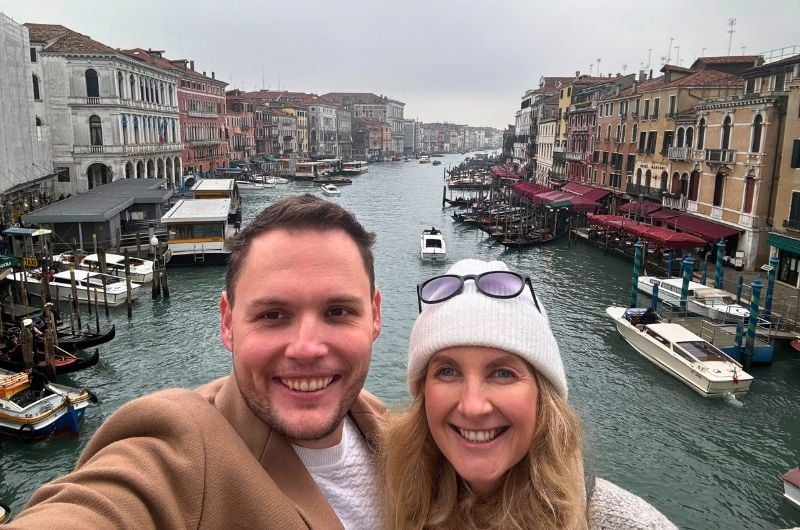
[284,313,328,362]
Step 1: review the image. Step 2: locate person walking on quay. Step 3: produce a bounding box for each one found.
[8,195,385,529]
[383,258,678,529]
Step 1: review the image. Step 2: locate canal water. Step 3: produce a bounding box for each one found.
[2,154,799,529]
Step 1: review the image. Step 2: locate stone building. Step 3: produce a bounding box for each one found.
[322,93,405,154]
[225,89,255,163]
[0,14,53,225]
[26,24,182,193]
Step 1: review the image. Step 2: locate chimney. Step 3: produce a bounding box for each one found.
[203,71,206,76]
[190,60,195,71]
[649,69,653,80]
[575,70,580,77]
[212,71,215,79]
[638,70,646,82]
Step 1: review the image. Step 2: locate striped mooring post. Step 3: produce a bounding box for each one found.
[734,320,745,362]
[664,251,673,279]
[680,257,694,313]
[631,240,643,308]
[736,275,744,305]
[763,255,780,319]
[700,261,708,285]
[650,282,659,311]
[714,239,725,289]
[744,278,763,371]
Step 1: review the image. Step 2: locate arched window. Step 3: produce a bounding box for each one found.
[751,114,763,152]
[743,173,756,213]
[130,75,136,100]
[89,115,103,145]
[713,172,725,206]
[606,124,611,141]
[645,169,652,188]
[636,168,642,186]
[686,127,694,148]
[85,69,99,98]
[117,71,124,98]
[697,119,706,150]
[32,74,41,100]
[676,127,685,147]
[168,86,174,106]
[621,124,626,143]
[721,116,731,150]
[688,171,700,201]
[615,125,621,142]
[121,114,128,144]
[631,123,638,143]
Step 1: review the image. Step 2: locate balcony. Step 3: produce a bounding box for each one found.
[626,183,663,201]
[631,111,639,118]
[662,194,687,211]
[783,219,800,230]
[74,144,124,155]
[565,151,585,161]
[667,146,693,161]
[186,110,220,118]
[572,125,588,133]
[189,139,221,146]
[705,149,736,163]
[123,143,183,154]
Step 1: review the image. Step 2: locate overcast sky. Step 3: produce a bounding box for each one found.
[2,0,798,129]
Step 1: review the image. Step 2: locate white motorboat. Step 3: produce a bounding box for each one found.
[53,251,154,283]
[161,197,238,265]
[606,306,753,397]
[341,161,368,175]
[234,179,266,190]
[321,183,341,196]
[0,368,95,440]
[783,466,800,509]
[419,155,431,164]
[420,227,446,262]
[9,268,140,307]
[637,276,749,323]
[259,175,288,185]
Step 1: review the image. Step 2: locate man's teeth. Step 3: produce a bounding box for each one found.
[458,428,500,442]
[281,377,334,392]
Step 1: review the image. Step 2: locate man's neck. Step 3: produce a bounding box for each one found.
[290,421,345,449]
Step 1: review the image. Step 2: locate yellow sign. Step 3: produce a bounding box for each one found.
[23,256,38,268]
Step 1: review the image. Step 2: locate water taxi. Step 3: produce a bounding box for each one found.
[420,227,446,262]
[161,198,237,265]
[341,161,369,175]
[321,184,341,197]
[53,251,154,283]
[606,306,753,397]
[8,269,140,307]
[419,155,431,164]
[637,276,749,323]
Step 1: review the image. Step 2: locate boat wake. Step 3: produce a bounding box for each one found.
[723,391,744,408]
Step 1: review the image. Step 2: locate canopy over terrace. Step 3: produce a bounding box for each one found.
[512,181,551,201]
[663,214,740,243]
[588,214,706,249]
[492,166,523,179]
[619,200,662,217]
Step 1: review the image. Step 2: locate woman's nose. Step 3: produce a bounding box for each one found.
[457,378,492,417]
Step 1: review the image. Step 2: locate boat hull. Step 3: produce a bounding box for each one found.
[783,467,800,509]
[606,307,752,397]
[637,277,748,323]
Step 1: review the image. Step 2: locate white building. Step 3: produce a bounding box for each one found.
[27,23,182,194]
[308,100,338,156]
[0,13,53,224]
[537,117,557,186]
[322,93,405,154]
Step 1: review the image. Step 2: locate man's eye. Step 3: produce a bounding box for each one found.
[263,311,283,320]
[328,307,351,317]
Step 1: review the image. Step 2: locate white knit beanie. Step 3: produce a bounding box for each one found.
[408,258,568,398]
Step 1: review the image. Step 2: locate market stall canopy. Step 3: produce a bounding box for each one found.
[663,214,739,242]
[619,200,662,216]
[587,214,705,249]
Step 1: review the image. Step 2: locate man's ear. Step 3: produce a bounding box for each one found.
[220,290,233,352]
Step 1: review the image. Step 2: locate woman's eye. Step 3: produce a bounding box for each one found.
[493,369,515,379]
[434,366,457,378]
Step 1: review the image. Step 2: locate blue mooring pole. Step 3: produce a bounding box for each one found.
[700,261,708,285]
[680,257,694,313]
[734,320,744,362]
[631,239,643,308]
[650,282,659,311]
[763,255,779,319]
[736,275,744,305]
[744,278,762,371]
[665,251,673,279]
[715,239,725,289]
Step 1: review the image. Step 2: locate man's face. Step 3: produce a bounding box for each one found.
[220,228,381,448]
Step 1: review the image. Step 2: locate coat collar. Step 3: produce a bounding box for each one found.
[211,375,386,529]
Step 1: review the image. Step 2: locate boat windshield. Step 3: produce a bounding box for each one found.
[424,239,443,248]
[676,340,730,362]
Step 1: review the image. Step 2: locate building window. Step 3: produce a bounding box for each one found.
[743,174,755,213]
[668,95,676,117]
[676,127,685,147]
[713,172,725,206]
[90,115,103,145]
[117,71,124,98]
[652,98,660,119]
[57,167,70,183]
[745,78,755,94]
[751,115,763,152]
[631,123,638,143]
[721,116,732,150]
[35,116,43,141]
[30,47,36,62]
[775,72,785,91]
[32,74,40,100]
[85,69,99,98]
[643,100,650,118]
[697,118,706,149]
[130,75,136,100]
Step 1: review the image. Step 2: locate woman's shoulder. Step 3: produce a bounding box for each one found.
[588,477,679,530]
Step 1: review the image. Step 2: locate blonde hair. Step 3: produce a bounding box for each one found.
[383,371,587,530]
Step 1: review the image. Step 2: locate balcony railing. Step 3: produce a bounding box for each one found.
[667,146,693,161]
[705,149,736,163]
[74,144,124,154]
[784,218,800,230]
[662,194,687,211]
[186,110,220,118]
[565,151,585,161]
[626,183,663,202]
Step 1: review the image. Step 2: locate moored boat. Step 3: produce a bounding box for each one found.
[321,184,341,196]
[637,276,749,323]
[783,466,800,509]
[420,227,446,262]
[606,306,753,397]
[53,251,154,284]
[0,368,97,440]
[341,161,368,175]
[161,198,237,266]
[8,269,140,307]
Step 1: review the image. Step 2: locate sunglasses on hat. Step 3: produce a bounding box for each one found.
[416,270,540,313]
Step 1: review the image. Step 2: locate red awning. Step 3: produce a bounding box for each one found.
[587,214,705,249]
[646,209,681,221]
[561,182,611,202]
[664,214,740,242]
[619,201,662,216]
[582,188,611,202]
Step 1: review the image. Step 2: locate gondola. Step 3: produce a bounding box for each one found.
[46,324,115,352]
[0,338,100,376]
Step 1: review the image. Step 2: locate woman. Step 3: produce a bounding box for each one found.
[384,259,677,529]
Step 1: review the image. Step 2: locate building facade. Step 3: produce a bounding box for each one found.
[225,89,255,163]
[322,93,405,154]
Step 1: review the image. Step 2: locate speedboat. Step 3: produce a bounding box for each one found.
[420,227,446,262]
[0,368,97,440]
[234,179,265,190]
[321,183,341,196]
[637,276,749,323]
[783,466,800,509]
[260,176,288,185]
[53,251,154,283]
[606,306,753,397]
[8,269,141,307]
[419,155,431,164]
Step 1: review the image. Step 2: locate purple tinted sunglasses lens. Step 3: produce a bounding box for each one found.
[420,275,462,302]
[478,272,524,297]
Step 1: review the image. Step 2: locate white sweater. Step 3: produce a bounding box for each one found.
[589,478,678,529]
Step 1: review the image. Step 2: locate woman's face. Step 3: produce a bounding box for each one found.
[423,346,539,495]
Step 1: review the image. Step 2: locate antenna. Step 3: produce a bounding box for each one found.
[727,18,736,55]
[741,45,746,55]
[647,48,653,69]
[666,37,674,63]
[596,58,601,77]
[674,45,680,66]
[261,64,265,90]
[622,63,628,74]
[701,47,706,57]
[589,63,593,76]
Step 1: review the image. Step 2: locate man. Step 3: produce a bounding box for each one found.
[9,195,385,528]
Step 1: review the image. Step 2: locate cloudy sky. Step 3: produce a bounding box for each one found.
[2,0,797,129]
